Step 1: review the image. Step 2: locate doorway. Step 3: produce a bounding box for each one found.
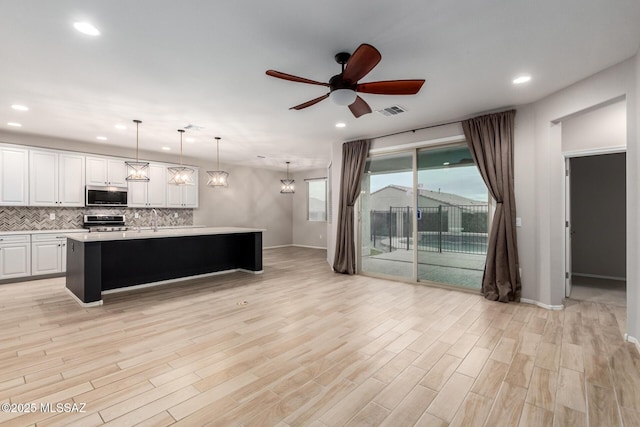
[566,152,626,306]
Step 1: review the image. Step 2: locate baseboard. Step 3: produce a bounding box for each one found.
[572,273,626,281]
[101,268,246,295]
[264,244,293,249]
[64,288,103,307]
[624,334,640,354]
[292,244,327,250]
[520,298,564,311]
[264,244,327,250]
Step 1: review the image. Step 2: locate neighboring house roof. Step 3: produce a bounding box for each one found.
[371,184,487,206]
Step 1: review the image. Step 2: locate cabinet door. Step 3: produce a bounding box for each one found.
[147,164,167,207]
[61,239,67,273]
[183,180,198,207]
[0,244,30,279]
[127,181,148,207]
[31,241,61,275]
[166,183,183,207]
[59,153,85,206]
[0,147,29,206]
[107,158,128,186]
[86,156,109,185]
[29,150,58,206]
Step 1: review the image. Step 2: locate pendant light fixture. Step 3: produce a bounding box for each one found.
[280,161,295,194]
[206,137,229,187]
[168,129,195,185]
[125,119,150,182]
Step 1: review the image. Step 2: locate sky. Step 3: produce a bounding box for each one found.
[370,165,488,202]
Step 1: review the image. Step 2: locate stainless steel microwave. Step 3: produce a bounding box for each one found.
[85,185,128,207]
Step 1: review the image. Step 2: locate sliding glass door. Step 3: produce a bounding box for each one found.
[360,152,414,279]
[359,144,488,290]
[416,145,487,289]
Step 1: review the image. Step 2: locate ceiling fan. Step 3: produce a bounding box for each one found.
[266,44,425,118]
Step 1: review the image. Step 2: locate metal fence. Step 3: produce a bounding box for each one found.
[370,205,488,255]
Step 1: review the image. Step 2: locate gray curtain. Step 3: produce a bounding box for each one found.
[462,110,521,302]
[333,139,370,274]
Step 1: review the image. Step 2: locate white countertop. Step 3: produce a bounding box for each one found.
[0,229,88,236]
[66,227,264,242]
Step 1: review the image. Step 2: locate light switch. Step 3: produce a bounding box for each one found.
[49,213,55,220]
[515,217,522,227]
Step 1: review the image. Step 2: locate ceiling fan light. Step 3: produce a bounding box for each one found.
[330,89,357,106]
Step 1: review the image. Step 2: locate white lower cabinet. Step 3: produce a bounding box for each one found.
[0,235,31,280]
[31,234,68,276]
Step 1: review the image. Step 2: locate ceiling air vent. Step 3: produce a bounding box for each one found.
[376,105,407,116]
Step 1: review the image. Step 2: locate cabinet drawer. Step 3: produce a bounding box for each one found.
[0,234,30,244]
[32,234,68,242]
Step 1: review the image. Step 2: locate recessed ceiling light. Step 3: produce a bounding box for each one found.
[73,22,100,36]
[7,122,22,127]
[114,124,127,130]
[96,136,107,141]
[11,104,29,111]
[161,146,171,151]
[512,75,531,85]
[185,137,195,142]
[335,122,346,128]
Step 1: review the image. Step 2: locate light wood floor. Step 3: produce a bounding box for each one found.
[1,247,639,426]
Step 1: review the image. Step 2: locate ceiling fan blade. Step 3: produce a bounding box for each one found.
[266,70,329,87]
[342,44,382,83]
[348,96,372,118]
[290,93,330,110]
[357,79,425,95]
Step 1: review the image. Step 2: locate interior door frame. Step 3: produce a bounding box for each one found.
[562,146,626,299]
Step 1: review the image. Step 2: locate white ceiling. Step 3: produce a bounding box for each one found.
[1,0,639,171]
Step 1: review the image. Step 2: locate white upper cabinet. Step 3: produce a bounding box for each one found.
[167,169,199,208]
[0,146,29,206]
[86,156,128,187]
[29,149,85,207]
[128,163,167,207]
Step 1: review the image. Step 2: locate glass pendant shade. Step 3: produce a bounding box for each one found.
[125,119,150,182]
[207,137,229,187]
[168,129,195,186]
[280,161,295,194]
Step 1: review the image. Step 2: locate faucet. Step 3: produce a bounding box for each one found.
[151,209,158,232]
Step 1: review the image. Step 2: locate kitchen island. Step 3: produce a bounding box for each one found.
[65,227,263,306]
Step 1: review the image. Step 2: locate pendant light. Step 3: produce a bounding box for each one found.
[206,137,229,187]
[168,129,195,185]
[125,119,150,182]
[280,161,295,194]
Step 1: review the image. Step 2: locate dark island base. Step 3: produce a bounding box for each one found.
[66,232,262,305]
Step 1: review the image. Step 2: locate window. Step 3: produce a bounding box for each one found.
[307,178,327,221]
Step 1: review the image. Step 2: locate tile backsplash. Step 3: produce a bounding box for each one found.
[0,207,193,231]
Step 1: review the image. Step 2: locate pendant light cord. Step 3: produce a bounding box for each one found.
[133,119,142,162]
[215,137,221,170]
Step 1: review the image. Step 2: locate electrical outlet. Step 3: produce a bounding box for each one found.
[174,213,178,218]
[49,213,55,220]
[515,217,522,227]
[134,213,139,219]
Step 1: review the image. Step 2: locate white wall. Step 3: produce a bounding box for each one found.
[562,99,627,153]
[193,164,293,248]
[291,168,328,249]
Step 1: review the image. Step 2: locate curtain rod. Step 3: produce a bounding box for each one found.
[371,119,462,141]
